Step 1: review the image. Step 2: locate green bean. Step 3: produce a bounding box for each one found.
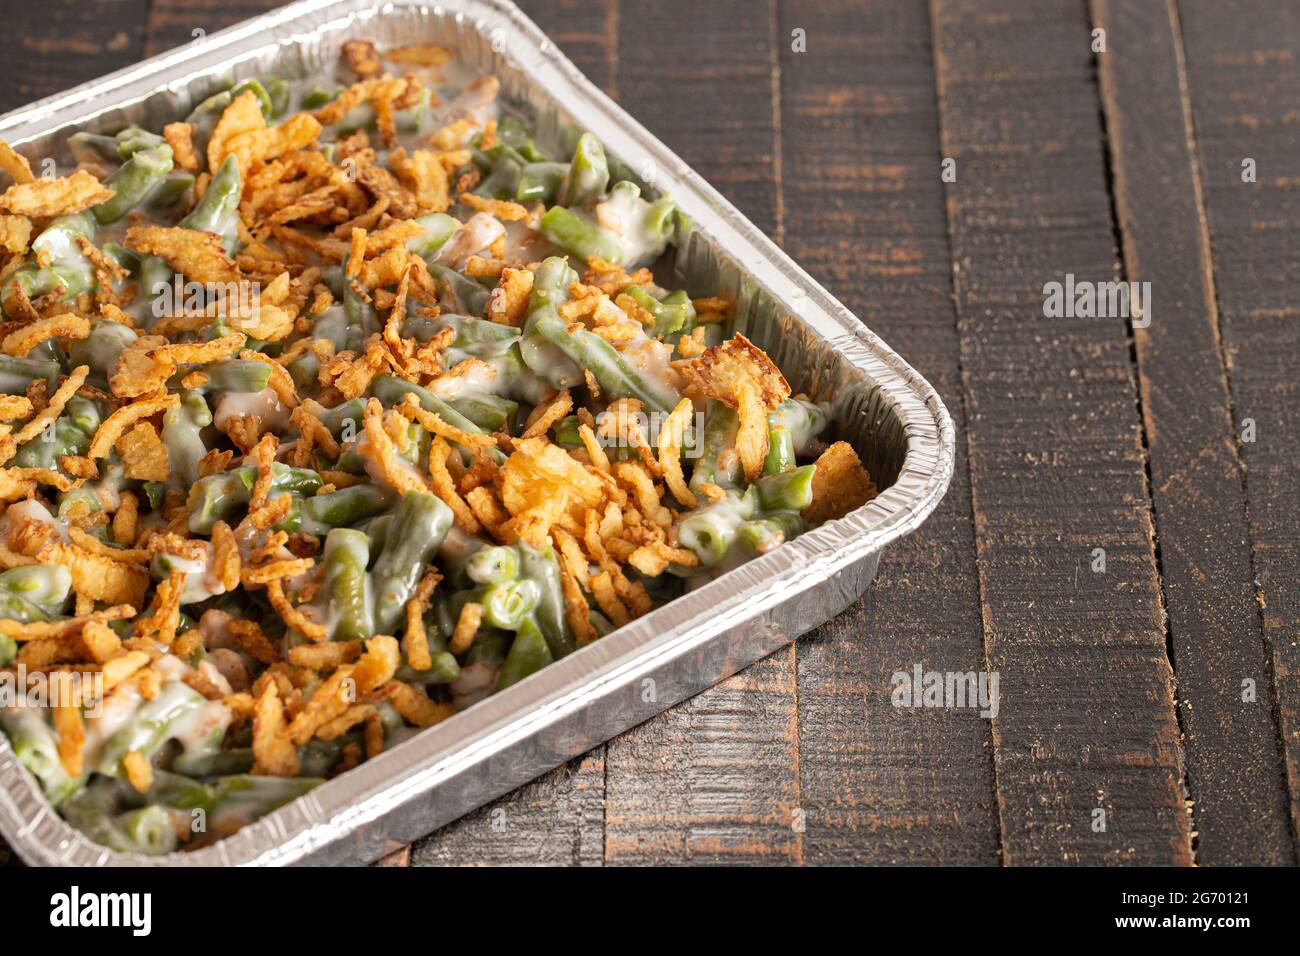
[435,313,521,350]
[0,707,83,806]
[560,132,609,206]
[299,484,395,535]
[0,565,72,624]
[146,170,196,212]
[449,394,517,432]
[102,242,141,275]
[764,414,795,476]
[0,355,59,392]
[736,512,807,557]
[406,212,461,259]
[396,621,460,685]
[322,528,372,642]
[115,806,179,855]
[209,774,323,828]
[690,401,743,492]
[68,131,123,165]
[516,542,577,659]
[539,205,623,263]
[184,89,232,158]
[623,285,694,338]
[2,213,97,317]
[369,493,453,634]
[516,161,568,204]
[473,154,522,200]
[496,616,554,691]
[0,635,13,666]
[114,125,166,158]
[298,738,351,777]
[93,144,174,225]
[137,254,174,323]
[300,85,340,110]
[60,781,146,853]
[13,417,90,470]
[147,769,218,812]
[189,463,323,532]
[464,630,510,668]
[188,359,273,394]
[310,396,365,439]
[534,315,678,413]
[231,77,286,120]
[180,154,241,253]
[342,264,380,349]
[161,389,212,489]
[429,262,491,317]
[476,578,541,630]
[69,320,137,385]
[752,464,816,512]
[551,414,583,448]
[678,489,754,567]
[464,545,520,585]
[519,257,584,387]
[232,462,324,497]
[95,682,208,777]
[496,116,549,161]
[371,374,486,438]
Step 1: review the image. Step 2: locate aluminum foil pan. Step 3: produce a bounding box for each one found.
[0,0,954,866]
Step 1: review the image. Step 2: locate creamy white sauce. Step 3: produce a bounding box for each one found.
[214,387,289,432]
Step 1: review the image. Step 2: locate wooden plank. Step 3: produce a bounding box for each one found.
[931,0,1193,864]
[778,0,999,864]
[1178,0,1300,852]
[1091,0,1295,865]
[407,0,616,866]
[0,0,149,112]
[410,753,606,866]
[601,0,802,865]
[144,0,284,57]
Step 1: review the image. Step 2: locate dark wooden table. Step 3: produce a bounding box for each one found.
[0,0,1296,866]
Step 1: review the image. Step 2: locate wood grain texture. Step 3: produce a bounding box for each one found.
[1091,0,1295,865]
[778,0,999,864]
[931,0,1193,864]
[1178,0,1300,852]
[0,0,148,112]
[143,0,285,57]
[408,0,617,866]
[600,0,803,866]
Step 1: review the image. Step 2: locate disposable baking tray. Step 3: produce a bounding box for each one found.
[0,0,954,865]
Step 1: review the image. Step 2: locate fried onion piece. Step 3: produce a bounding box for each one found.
[802,440,878,525]
[88,393,178,461]
[108,334,173,399]
[0,169,114,217]
[123,225,241,285]
[252,681,300,777]
[734,380,768,483]
[657,397,697,508]
[343,39,385,79]
[163,122,200,170]
[0,140,35,185]
[116,421,170,482]
[448,601,482,655]
[384,42,454,67]
[485,266,533,327]
[53,703,86,778]
[0,214,31,255]
[1,312,90,357]
[677,333,790,412]
[123,750,154,794]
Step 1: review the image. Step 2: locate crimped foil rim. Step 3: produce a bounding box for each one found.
[0,0,954,866]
